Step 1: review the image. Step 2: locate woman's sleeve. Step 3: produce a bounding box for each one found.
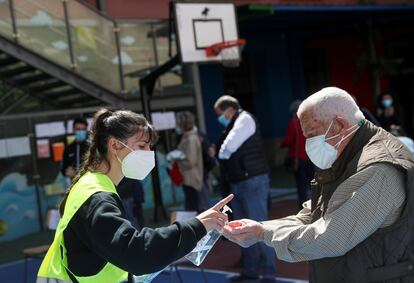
[77,193,206,275]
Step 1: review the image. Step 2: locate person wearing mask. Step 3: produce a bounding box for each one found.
[281,100,315,207]
[224,87,414,283]
[61,117,89,180]
[376,92,401,131]
[215,96,276,283]
[175,111,204,212]
[38,109,233,283]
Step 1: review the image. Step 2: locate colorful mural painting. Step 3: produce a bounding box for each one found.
[0,173,40,242]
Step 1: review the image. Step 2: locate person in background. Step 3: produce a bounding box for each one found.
[281,100,314,208]
[197,128,217,211]
[38,108,233,283]
[215,95,276,283]
[376,92,401,131]
[62,117,89,180]
[117,178,145,229]
[390,125,414,155]
[224,87,414,283]
[175,111,204,212]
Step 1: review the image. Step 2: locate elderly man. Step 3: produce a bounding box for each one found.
[224,87,414,283]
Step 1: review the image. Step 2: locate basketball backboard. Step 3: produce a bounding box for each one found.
[174,3,241,64]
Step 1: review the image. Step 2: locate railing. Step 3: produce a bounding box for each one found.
[0,0,182,95]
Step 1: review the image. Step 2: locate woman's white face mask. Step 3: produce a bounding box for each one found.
[305,119,360,170]
[117,140,155,180]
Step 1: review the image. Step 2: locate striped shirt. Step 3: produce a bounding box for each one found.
[263,163,405,262]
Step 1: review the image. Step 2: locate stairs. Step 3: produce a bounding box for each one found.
[0,0,129,114]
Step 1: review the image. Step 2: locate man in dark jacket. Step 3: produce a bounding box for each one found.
[61,117,89,179]
[214,95,276,283]
[224,87,414,283]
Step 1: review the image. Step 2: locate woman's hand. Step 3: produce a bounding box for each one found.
[196,194,234,232]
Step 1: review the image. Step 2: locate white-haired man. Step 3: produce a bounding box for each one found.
[224,87,414,282]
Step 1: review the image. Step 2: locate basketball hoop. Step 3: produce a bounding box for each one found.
[205,39,246,67]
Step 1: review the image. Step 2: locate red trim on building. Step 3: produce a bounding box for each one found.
[306,35,388,111]
[104,0,413,20]
[105,0,171,20]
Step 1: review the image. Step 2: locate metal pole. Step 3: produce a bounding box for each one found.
[191,63,206,132]
[113,22,126,94]
[27,117,44,231]
[8,0,18,42]
[151,24,163,91]
[0,87,17,104]
[140,82,167,222]
[2,93,30,115]
[151,24,160,67]
[62,0,76,70]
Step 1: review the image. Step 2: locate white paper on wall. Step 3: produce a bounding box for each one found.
[35,123,50,138]
[5,137,31,157]
[35,121,66,137]
[66,120,74,134]
[48,122,66,137]
[0,139,7,158]
[37,139,51,159]
[151,112,176,131]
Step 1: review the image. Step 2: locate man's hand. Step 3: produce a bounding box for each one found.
[223,219,265,248]
[196,194,234,232]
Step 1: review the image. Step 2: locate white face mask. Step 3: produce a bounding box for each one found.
[305,120,360,170]
[117,140,155,180]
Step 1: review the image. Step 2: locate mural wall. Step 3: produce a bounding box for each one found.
[0,116,184,243]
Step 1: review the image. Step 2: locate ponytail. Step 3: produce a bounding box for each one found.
[59,108,157,216]
[59,109,113,216]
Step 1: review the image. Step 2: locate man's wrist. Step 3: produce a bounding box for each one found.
[258,222,265,242]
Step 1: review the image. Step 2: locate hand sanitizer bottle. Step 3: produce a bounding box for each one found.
[133,269,164,283]
[185,205,232,266]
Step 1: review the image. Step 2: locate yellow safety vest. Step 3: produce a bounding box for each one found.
[38,171,128,283]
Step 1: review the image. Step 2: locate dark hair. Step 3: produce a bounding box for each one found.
[73,117,88,128]
[59,109,158,216]
[214,95,240,111]
[176,111,195,131]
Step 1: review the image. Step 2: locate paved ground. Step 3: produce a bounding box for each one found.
[0,197,309,282]
[0,165,306,281]
[196,198,308,281]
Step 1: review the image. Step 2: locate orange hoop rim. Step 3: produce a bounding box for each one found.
[205,39,246,57]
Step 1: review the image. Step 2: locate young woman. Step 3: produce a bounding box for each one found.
[38,109,232,283]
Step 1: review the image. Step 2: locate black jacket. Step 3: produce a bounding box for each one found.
[217,110,269,183]
[61,141,89,175]
[63,192,206,281]
[309,121,414,283]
